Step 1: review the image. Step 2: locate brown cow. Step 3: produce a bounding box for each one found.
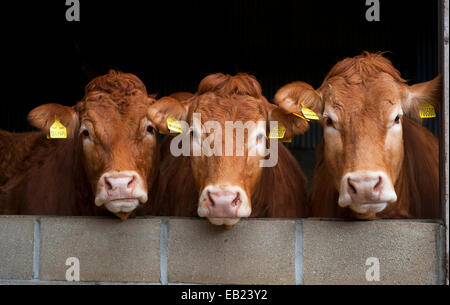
[145,73,310,228]
[274,52,441,219]
[0,70,159,220]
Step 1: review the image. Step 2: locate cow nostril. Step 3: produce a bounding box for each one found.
[231,192,240,207]
[127,176,136,188]
[105,178,113,191]
[207,191,240,207]
[207,191,215,207]
[374,176,382,191]
[348,178,357,194]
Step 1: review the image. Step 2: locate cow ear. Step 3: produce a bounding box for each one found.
[267,103,309,139]
[148,96,190,134]
[403,75,442,120]
[27,103,79,138]
[274,81,323,115]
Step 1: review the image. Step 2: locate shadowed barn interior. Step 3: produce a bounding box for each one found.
[0,0,440,180]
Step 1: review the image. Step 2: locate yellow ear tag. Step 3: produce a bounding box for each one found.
[292,112,309,121]
[167,117,183,133]
[300,103,319,120]
[268,123,286,139]
[49,119,67,139]
[419,103,436,119]
[282,138,292,143]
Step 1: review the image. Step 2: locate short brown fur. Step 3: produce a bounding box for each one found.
[1,70,159,217]
[275,52,441,219]
[145,73,310,219]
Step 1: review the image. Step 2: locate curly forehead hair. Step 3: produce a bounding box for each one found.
[75,70,154,115]
[321,51,407,87]
[84,70,148,99]
[197,73,263,99]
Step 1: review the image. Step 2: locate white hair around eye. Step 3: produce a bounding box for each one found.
[388,105,403,130]
[322,108,341,140]
[80,122,93,144]
[248,121,267,157]
[323,106,339,131]
[145,119,156,138]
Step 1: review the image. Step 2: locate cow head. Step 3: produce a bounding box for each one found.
[27,70,159,220]
[150,73,308,227]
[275,52,441,219]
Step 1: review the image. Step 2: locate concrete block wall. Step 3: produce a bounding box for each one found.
[0,216,446,285]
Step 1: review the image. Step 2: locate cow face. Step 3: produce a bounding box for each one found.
[27,71,158,220]
[150,73,308,226]
[275,53,441,219]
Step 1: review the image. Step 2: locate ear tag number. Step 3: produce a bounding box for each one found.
[419,103,436,119]
[292,112,309,121]
[292,102,319,121]
[300,102,319,120]
[167,117,183,133]
[49,119,67,139]
[268,123,286,139]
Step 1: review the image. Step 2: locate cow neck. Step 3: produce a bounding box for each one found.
[68,135,98,215]
[383,118,440,219]
[33,133,94,215]
[310,140,352,218]
[251,142,309,218]
[145,137,199,217]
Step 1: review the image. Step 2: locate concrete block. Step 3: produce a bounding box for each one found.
[168,218,296,284]
[0,216,35,280]
[39,217,160,283]
[303,220,444,285]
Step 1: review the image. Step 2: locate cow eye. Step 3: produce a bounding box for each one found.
[325,117,334,128]
[82,129,90,137]
[256,134,264,144]
[146,125,155,134]
[394,115,401,124]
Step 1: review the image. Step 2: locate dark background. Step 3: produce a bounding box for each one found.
[0,0,440,155]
